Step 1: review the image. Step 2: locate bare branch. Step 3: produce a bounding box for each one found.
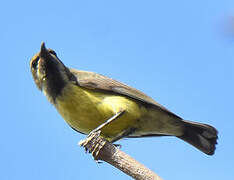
[79,131,163,180]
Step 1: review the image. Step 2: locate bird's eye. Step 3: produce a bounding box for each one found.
[32,57,39,70]
[48,49,57,56]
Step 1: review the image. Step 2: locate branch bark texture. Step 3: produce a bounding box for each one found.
[79,131,163,180]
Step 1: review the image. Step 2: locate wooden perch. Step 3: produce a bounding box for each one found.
[79,131,163,180]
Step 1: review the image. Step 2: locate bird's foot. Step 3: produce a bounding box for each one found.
[79,130,107,160]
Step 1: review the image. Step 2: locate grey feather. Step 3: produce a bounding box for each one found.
[69,69,181,119]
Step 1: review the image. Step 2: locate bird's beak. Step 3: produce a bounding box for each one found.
[40,42,50,58]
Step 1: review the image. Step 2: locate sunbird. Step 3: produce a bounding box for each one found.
[30,42,218,155]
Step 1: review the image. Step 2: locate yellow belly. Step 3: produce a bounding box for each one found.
[54,83,143,141]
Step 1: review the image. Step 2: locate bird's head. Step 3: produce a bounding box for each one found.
[30,42,74,103]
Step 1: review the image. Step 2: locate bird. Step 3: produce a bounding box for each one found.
[30,42,218,155]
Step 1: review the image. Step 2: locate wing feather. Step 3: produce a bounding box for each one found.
[70,69,181,119]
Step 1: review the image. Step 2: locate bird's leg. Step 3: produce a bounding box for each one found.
[79,110,126,160]
[110,127,137,144]
[109,127,137,149]
[90,110,126,134]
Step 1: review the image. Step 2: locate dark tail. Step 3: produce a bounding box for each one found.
[178,120,218,155]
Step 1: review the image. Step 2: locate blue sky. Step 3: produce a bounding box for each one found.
[1,0,233,179]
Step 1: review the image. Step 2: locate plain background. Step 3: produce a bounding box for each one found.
[1,0,233,179]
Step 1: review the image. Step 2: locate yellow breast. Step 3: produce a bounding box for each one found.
[54,83,143,140]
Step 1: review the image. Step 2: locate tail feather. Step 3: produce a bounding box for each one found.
[178,120,218,155]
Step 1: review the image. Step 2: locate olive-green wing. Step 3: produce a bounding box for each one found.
[70,69,181,119]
